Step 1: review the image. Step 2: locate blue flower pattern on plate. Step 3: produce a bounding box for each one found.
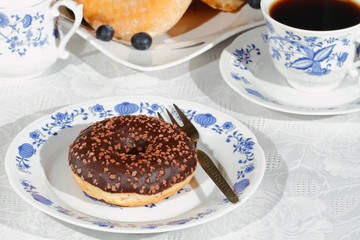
[194,113,216,128]
[234,179,250,194]
[231,73,250,84]
[16,143,35,173]
[245,88,282,105]
[229,42,282,106]
[211,121,236,134]
[89,104,113,118]
[233,44,261,70]
[42,108,88,135]
[29,129,46,147]
[0,12,49,56]
[22,179,53,205]
[114,102,139,115]
[167,208,217,226]
[227,131,255,164]
[15,101,258,230]
[15,108,88,173]
[138,102,162,115]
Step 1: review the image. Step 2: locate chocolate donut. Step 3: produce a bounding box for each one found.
[68,114,197,207]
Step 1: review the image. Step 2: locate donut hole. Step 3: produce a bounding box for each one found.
[122,135,151,155]
[126,146,146,155]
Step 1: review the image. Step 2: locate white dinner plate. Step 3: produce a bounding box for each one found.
[219,26,360,115]
[60,2,264,71]
[5,96,265,233]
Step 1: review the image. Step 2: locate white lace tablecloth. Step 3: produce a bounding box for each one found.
[1,31,360,240]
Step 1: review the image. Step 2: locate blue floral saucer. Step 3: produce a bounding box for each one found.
[5,96,265,233]
[219,26,360,115]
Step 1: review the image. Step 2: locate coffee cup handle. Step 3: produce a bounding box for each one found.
[51,0,83,59]
[349,36,360,77]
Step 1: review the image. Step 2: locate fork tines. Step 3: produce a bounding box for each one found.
[157,103,239,204]
[158,104,199,143]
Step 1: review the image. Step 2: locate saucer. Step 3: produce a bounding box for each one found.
[219,26,360,115]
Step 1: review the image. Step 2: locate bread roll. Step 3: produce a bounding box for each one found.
[75,0,192,40]
[200,0,246,11]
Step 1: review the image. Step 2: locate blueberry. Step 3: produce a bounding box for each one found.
[131,32,152,50]
[247,0,261,9]
[96,25,114,42]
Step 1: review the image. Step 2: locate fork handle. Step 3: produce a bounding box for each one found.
[196,149,239,203]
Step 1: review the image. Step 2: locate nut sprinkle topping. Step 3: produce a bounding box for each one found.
[68,115,197,195]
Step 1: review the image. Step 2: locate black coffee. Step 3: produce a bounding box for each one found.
[269,0,360,31]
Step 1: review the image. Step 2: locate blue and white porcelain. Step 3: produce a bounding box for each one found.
[60,3,264,71]
[219,26,360,115]
[5,96,265,233]
[261,0,360,93]
[0,0,83,79]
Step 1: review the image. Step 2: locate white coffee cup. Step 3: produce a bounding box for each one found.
[0,0,83,79]
[261,0,360,93]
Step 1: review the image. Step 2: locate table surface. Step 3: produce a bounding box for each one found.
[1,24,360,240]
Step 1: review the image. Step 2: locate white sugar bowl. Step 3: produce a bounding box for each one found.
[0,0,83,79]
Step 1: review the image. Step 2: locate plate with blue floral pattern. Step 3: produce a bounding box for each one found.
[60,2,264,71]
[5,96,265,233]
[219,26,360,115]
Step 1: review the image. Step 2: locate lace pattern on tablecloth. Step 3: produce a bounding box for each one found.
[0,34,360,240]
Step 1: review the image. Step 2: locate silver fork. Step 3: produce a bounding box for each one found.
[158,104,239,203]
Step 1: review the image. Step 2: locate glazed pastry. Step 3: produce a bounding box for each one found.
[200,0,246,11]
[74,0,192,40]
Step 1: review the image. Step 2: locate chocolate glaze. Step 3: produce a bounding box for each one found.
[68,115,197,195]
